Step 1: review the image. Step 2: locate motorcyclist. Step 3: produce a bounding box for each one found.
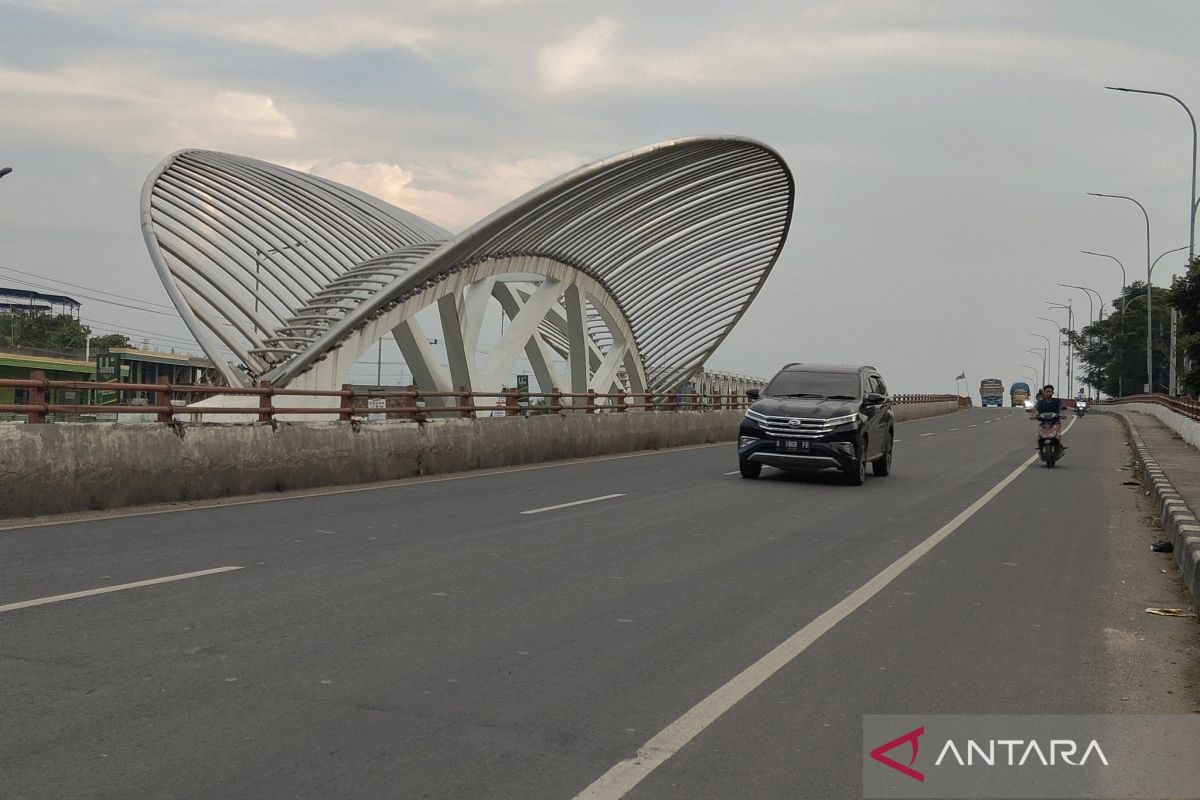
[1032,384,1065,450]
[1035,384,1063,415]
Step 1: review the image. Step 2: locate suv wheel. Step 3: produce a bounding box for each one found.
[872,431,893,476]
[739,459,762,479]
[844,445,866,486]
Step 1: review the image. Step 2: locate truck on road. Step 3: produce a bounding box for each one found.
[979,378,1005,407]
[1010,382,1031,407]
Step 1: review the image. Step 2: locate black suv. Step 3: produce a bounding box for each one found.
[737,364,894,485]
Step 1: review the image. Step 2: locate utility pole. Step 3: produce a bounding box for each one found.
[1171,273,1179,396]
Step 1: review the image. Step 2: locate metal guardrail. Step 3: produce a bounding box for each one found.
[1095,393,1200,422]
[0,372,968,424]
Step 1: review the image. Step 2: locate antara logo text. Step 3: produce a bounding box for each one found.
[871,726,1109,782]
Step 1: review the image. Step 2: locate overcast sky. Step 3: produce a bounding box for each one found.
[2,0,1199,397]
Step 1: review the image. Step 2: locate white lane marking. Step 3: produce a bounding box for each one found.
[723,470,740,476]
[0,566,243,614]
[948,428,959,432]
[984,420,992,424]
[919,433,935,437]
[571,447,1055,800]
[968,424,977,428]
[521,494,626,515]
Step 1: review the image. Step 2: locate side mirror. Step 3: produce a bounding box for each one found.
[866,392,886,405]
[746,388,760,400]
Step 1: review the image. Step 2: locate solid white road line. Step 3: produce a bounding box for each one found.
[521,494,626,515]
[723,470,740,476]
[0,566,244,614]
[571,445,1055,800]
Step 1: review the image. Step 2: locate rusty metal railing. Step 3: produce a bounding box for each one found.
[0,373,971,424]
[1094,393,1200,422]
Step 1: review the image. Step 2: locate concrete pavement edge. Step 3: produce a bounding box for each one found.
[1102,409,1200,614]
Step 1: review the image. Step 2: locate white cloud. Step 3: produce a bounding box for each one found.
[535,20,1176,96]
[289,152,583,231]
[538,17,620,94]
[0,61,299,154]
[144,7,437,58]
[207,92,297,140]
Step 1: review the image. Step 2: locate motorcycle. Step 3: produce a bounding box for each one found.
[1036,411,1063,467]
[1074,400,1088,418]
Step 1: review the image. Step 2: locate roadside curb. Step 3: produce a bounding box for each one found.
[1102,409,1200,613]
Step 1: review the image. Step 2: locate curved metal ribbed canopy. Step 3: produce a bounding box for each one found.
[141,136,793,394]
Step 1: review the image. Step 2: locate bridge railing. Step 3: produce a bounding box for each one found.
[1094,393,1200,422]
[0,373,969,423]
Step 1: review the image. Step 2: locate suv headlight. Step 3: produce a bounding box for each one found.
[744,408,768,424]
[825,413,860,429]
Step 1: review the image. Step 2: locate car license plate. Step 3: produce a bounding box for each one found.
[780,439,809,451]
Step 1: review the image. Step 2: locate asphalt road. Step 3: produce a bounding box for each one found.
[2,408,1195,799]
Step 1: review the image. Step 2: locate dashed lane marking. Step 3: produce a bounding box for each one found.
[0,567,244,614]
[521,494,626,515]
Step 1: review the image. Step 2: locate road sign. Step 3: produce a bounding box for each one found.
[516,374,529,404]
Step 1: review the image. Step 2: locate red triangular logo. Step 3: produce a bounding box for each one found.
[870,725,925,782]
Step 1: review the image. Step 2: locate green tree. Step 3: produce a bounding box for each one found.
[88,333,131,349]
[1066,281,1172,397]
[1167,257,1200,396]
[0,311,91,350]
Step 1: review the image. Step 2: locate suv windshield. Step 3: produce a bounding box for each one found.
[764,371,861,399]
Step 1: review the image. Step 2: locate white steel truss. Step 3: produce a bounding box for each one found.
[285,256,646,404]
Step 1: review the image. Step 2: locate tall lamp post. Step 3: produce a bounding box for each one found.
[1088,192,1153,391]
[1038,317,1064,389]
[252,241,307,336]
[1021,365,1041,390]
[1030,333,1052,386]
[1106,87,1196,260]
[1026,347,1047,387]
[1047,301,1075,397]
[1059,283,1107,398]
[1082,250,1128,313]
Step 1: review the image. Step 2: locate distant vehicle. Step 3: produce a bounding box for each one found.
[1010,382,1031,407]
[979,378,1005,407]
[737,363,894,485]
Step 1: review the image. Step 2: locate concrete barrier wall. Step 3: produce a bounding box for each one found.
[894,401,960,423]
[1107,403,1200,450]
[0,400,963,519]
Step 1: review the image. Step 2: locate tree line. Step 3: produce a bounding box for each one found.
[0,311,129,352]
[1066,258,1200,397]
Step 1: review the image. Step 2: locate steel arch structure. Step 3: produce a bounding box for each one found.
[141,137,794,402]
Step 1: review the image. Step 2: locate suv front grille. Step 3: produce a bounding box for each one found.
[745,409,856,439]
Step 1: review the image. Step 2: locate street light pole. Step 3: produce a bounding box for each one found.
[1021,365,1041,389]
[1081,250,1128,313]
[1088,193,1152,392]
[1048,301,1074,397]
[252,241,307,336]
[1106,87,1196,261]
[1026,348,1047,388]
[1030,333,1052,386]
[1038,316,1063,389]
